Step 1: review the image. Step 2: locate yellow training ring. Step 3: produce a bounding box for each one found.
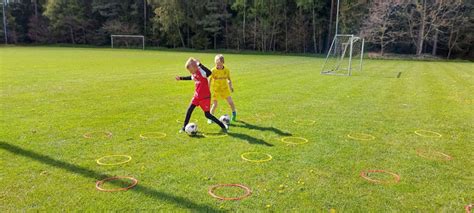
[140,132,167,139]
[281,137,309,145]
[241,152,273,163]
[96,155,132,166]
[347,133,376,141]
[414,130,442,138]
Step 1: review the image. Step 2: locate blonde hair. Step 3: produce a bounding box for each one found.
[214,54,224,64]
[185,57,195,69]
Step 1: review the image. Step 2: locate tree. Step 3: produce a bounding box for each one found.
[197,0,227,49]
[28,14,50,43]
[296,0,324,53]
[441,1,471,58]
[361,0,403,55]
[45,0,91,44]
[152,0,186,47]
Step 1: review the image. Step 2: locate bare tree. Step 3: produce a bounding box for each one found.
[440,1,470,59]
[362,0,403,55]
[403,0,461,56]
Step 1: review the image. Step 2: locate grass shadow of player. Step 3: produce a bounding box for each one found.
[0,141,221,212]
[227,132,274,147]
[231,120,292,136]
[188,133,205,139]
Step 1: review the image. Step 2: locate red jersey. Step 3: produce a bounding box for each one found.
[191,67,211,99]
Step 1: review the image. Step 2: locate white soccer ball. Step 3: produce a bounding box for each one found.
[219,114,231,125]
[185,123,198,135]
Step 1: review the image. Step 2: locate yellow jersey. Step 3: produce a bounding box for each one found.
[210,66,231,100]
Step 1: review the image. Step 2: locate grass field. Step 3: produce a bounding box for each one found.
[0,47,473,211]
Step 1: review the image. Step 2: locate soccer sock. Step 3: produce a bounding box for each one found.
[205,112,226,129]
[183,104,197,129]
[232,111,237,121]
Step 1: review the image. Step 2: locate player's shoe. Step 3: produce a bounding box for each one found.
[220,124,229,133]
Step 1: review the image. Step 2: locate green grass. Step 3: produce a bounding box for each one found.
[0,47,473,211]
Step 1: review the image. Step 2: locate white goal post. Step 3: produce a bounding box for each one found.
[321,34,365,76]
[111,35,145,50]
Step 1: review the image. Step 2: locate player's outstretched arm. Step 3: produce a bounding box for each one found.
[176,76,192,81]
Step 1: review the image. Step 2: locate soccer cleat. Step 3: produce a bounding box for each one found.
[231,112,237,122]
[207,119,213,124]
[220,128,228,134]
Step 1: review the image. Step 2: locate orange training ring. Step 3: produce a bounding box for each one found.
[208,184,252,201]
[83,131,113,139]
[95,176,138,192]
[360,170,400,184]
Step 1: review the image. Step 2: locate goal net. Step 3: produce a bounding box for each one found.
[111,35,145,50]
[321,34,364,76]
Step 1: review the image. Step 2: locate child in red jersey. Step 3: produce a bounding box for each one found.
[175,57,228,133]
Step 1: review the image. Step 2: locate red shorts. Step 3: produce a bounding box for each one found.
[191,97,211,112]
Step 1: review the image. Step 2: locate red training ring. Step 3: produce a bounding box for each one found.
[360,170,400,184]
[95,176,138,192]
[208,184,252,201]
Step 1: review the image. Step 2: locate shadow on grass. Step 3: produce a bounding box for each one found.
[232,120,292,136]
[0,141,221,212]
[227,132,274,147]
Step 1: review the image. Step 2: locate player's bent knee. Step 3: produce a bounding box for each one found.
[204,112,213,118]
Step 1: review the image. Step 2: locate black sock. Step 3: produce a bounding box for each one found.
[183,104,197,129]
[205,112,226,129]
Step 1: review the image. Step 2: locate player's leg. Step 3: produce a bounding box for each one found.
[208,100,218,124]
[181,103,197,132]
[205,111,227,132]
[201,98,228,132]
[226,96,237,121]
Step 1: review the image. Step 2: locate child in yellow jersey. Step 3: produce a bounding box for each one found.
[208,54,237,123]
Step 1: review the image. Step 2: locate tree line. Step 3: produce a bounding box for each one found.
[1,0,472,59]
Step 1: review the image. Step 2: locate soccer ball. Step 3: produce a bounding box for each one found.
[185,123,198,135]
[219,114,230,125]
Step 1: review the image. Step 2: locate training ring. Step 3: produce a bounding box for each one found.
[95,176,138,192]
[293,119,316,125]
[281,136,309,145]
[414,130,442,138]
[360,170,400,184]
[202,132,228,138]
[140,132,167,139]
[347,133,376,141]
[241,152,273,163]
[416,149,452,161]
[83,131,113,139]
[466,204,472,213]
[208,184,252,201]
[96,155,132,166]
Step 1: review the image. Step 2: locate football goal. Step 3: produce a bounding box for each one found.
[111,35,145,50]
[321,34,364,76]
